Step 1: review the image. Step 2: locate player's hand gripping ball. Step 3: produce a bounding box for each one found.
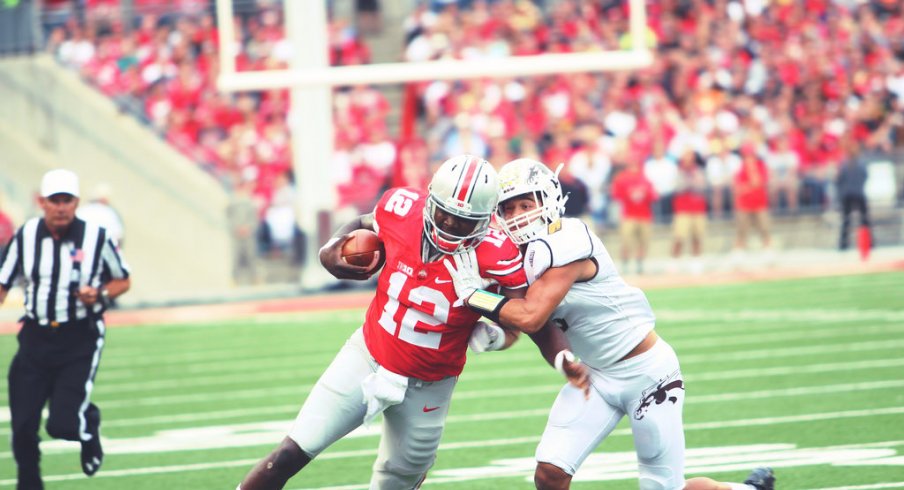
[341,229,386,272]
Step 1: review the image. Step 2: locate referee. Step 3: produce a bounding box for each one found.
[0,169,130,490]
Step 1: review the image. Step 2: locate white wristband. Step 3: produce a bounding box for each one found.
[554,349,576,376]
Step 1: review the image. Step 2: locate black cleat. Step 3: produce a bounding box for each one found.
[80,430,103,476]
[744,467,775,490]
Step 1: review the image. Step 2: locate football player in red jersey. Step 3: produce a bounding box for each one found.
[237,155,587,490]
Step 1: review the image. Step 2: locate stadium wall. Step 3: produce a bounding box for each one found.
[0,55,233,305]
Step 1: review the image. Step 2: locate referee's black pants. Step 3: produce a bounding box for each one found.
[8,317,105,490]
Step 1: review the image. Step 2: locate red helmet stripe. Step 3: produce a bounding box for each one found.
[454,157,479,203]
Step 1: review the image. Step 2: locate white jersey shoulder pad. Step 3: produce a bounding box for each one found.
[523,218,601,284]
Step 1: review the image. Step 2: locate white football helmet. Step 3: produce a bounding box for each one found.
[496,158,567,245]
[424,154,498,254]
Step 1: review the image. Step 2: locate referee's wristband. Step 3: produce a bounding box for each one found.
[466,289,509,324]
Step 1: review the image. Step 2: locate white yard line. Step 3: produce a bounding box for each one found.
[63,307,904,373]
[0,339,904,397]
[2,353,902,423]
[4,377,904,436]
[671,324,899,351]
[654,309,904,324]
[3,326,901,402]
[803,483,904,490]
[689,357,904,382]
[2,425,902,487]
[103,318,904,377]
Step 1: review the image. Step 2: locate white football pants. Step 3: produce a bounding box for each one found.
[287,327,457,489]
[535,338,687,490]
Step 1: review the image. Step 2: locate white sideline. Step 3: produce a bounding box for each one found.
[3,378,904,442]
[803,484,904,490]
[93,307,904,371]
[300,479,904,490]
[70,333,904,398]
[3,326,901,401]
[4,377,903,438]
[1,426,901,487]
[0,359,904,436]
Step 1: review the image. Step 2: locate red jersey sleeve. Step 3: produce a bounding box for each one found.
[373,187,424,240]
[475,228,528,289]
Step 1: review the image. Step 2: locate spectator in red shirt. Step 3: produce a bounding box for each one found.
[733,145,771,251]
[611,158,657,274]
[392,138,430,190]
[671,150,708,274]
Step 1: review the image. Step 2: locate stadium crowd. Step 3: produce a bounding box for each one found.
[39,0,904,267]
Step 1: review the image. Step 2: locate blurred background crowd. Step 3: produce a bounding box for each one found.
[3,0,903,282]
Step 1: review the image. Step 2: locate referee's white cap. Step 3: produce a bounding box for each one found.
[41,169,80,198]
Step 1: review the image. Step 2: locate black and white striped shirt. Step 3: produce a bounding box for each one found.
[0,217,129,326]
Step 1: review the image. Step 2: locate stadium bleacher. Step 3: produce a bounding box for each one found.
[4,0,904,286]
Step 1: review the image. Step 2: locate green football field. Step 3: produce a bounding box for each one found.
[1,271,903,489]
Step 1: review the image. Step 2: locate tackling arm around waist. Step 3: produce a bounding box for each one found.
[468,258,597,334]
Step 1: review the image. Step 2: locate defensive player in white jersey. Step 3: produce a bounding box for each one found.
[444,158,775,490]
[237,155,585,490]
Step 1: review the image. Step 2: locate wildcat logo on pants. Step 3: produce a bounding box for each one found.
[634,369,684,420]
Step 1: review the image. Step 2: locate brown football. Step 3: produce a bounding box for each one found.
[341,229,385,270]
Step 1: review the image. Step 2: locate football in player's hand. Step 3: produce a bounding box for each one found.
[341,229,385,270]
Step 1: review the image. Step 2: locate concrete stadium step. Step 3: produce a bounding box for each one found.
[593,208,904,260]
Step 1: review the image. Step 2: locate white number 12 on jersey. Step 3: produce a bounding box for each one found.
[378,271,450,349]
[384,189,419,217]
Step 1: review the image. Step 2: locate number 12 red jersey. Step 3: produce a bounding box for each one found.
[364,187,526,381]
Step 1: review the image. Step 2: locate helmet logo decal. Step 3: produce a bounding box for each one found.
[495,158,566,245]
[527,166,540,185]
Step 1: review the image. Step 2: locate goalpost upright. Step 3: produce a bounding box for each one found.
[214,0,653,289]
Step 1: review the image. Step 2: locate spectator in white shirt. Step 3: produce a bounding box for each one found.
[76,183,124,247]
[765,135,800,213]
[705,140,742,219]
[643,144,679,222]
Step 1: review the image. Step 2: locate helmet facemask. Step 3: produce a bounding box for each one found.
[423,155,498,255]
[496,159,567,245]
[424,194,491,254]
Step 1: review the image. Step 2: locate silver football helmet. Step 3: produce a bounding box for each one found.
[424,154,498,254]
[495,158,567,245]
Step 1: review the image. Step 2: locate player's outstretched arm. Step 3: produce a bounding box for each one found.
[495,286,527,349]
[467,286,526,354]
[319,213,380,280]
[527,323,590,397]
[469,260,595,334]
[444,251,596,333]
